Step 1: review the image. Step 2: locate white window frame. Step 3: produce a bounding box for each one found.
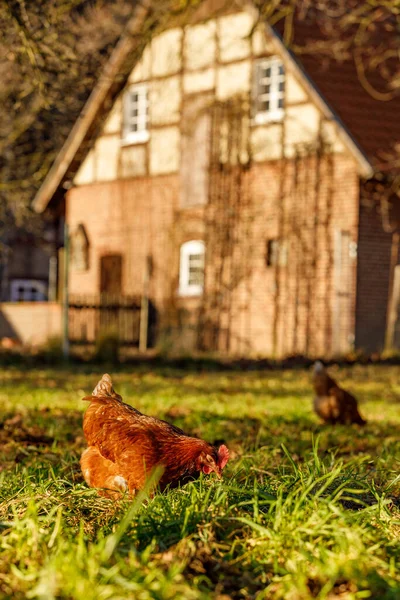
[122,83,149,145]
[254,57,285,124]
[179,240,205,297]
[10,279,47,302]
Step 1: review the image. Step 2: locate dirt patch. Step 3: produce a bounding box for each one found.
[0,413,54,446]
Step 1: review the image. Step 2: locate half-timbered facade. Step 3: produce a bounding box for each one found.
[33,1,400,356]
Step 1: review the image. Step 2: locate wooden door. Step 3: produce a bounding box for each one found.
[99,254,123,336]
[100,255,122,296]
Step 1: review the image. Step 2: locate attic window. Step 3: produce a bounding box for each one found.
[122,84,149,144]
[254,58,285,124]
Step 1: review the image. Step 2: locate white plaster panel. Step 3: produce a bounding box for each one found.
[94,135,120,181]
[150,77,181,126]
[217,61,251,100]
[152,29,182,77]
[129,46,151,82]
[251,125,283,161]
[321,120,346,153]
[218,12,253,62]
[286,73,308,104]
[252,24,276,56]
[120,145,147,177]
[74,149,95,185]
[285,103,321,156]
[150,126,180,174]
[184,21,216,70]
[103,98,122,134]
[183,68,215,94]
[180,95,212,207]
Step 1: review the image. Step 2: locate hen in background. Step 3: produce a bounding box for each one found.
[312,361,366,425]
[80,374,229,497]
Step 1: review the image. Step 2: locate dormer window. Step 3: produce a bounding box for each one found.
[122,84,149,144]
[254,57,285,124]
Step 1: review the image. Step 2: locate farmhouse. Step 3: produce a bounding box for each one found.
[33,0,400,357]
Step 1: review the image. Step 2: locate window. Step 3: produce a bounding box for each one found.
[254,57,285,123]
[10,279,47,302]
[70,223,89,272]
[179,240,205,296]
[266,239,288,267]
[122,84,149,144]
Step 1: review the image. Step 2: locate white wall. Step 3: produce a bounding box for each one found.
[73,8,346,187]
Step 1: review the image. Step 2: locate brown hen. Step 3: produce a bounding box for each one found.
[312,361,366,425]
[80,374,229,497]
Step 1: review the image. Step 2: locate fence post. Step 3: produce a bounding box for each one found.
[139,255,152,352]
[62,223,70,360]
[48,255,58,302]
[385,260,400,351]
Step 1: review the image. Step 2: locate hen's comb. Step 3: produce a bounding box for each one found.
[217,444,230,470]
[92,373,122,401]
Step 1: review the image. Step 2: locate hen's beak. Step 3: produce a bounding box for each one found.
[215,467,222,479]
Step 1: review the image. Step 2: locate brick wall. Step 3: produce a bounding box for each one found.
[66,150,360,357]
[67,175,180,304]
[355,198,394,353]
[235,153,360,357]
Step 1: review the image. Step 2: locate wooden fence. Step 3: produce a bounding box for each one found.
[68,294,142,346]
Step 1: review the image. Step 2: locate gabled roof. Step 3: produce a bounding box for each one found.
[33,0,400,213]
[299,54,400,171]
[272,13,400,173]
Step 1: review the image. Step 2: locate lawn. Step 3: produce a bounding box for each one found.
[0,363,399,599]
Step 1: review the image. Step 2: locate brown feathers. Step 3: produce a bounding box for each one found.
[312,361,366,425]
[80,374,229,497]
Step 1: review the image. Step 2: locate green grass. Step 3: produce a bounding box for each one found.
[0,363,399,599]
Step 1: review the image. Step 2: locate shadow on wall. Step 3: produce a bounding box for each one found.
[0,302,62,347]
[0,309,20,342]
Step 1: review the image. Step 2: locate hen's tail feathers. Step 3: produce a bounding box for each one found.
[82,373,123,402]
